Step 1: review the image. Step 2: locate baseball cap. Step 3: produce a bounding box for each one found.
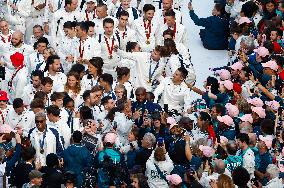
[29,170,44,180]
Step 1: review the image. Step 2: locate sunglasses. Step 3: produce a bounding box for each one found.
[35,120,45,123]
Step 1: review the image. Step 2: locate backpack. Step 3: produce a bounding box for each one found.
[178,54,196,85]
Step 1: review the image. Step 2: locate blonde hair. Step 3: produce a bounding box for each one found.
[217,174,234,188]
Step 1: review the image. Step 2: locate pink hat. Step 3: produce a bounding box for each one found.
[251,107,266,119]
[254,47,269,57]
[220,80,233,91]
[166,174,182,185]
[259,135,273,149]
[238,17,252,25]
[220,136,228,145]
[265,100,280,111]
[230,61,244,71]
[167,117,177,130]
[247,97,264,107]
[239,114,253,124]
[217,115,234,126]
[225,103,239,117]
[104,132,117,144]
[216,69,231,80]
[0,124,14,134]
[262,60,278,71]
[199,145,215,157]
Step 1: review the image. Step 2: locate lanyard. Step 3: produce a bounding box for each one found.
[57,0,62,10]
[169,23,177,38]
[143,20,151,42]
[148,59,159,83]
[104,36,115,58]
[39,130,47,151]
[116,27,127,39]
[0,35,11,43]
[85,9,96,21]
[8,65,23,91]
[79,40,85,58]
[0,110,5,124]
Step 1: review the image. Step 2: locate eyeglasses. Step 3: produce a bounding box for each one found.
[35,119,45,124]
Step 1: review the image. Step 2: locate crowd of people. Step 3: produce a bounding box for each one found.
[0,0,283,187]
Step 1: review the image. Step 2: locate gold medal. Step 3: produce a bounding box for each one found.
[40,149,44,154]
[109,55,113,59]
[148,80,151,83]
[146,40,150,44]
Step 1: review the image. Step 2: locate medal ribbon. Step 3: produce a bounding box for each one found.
[148,59,159,83]
[79,40,84,58]
[104,36,115,56]
[8,65,24,91]
[39,130,47,153]
[0,110,5,124]
[85,9,96,21]
[143,20,151,41]
[0,35,11,43]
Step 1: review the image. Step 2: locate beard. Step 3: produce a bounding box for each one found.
[12,40,22,47]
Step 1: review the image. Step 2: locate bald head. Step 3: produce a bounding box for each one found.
[11,31,23,47]
[214,159,226,174]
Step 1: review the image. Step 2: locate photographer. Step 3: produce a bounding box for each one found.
[145,144,174,188]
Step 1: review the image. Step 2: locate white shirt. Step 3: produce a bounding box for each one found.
[237,148,255,179]
[0,30,13,47]
[154,77,191,113]
[44,71,67,92]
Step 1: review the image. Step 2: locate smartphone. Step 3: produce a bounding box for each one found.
[113,121,118,130]
[157,137,164,147]
[164,104,169,113]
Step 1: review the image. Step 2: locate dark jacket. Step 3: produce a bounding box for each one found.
[61,144,93,187]
[40,166,63,188]
[189,10,229,50]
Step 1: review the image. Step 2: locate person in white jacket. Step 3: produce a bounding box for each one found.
[154,67,191,114]
[263,164,283,188]
[28,112,64,166]
[114,98,134,146]
[46,105,71,148]
[116,45,165,92]
[145,146,174,188]
[5,0,32,33]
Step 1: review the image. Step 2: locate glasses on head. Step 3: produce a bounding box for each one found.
[35,119,45,124]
